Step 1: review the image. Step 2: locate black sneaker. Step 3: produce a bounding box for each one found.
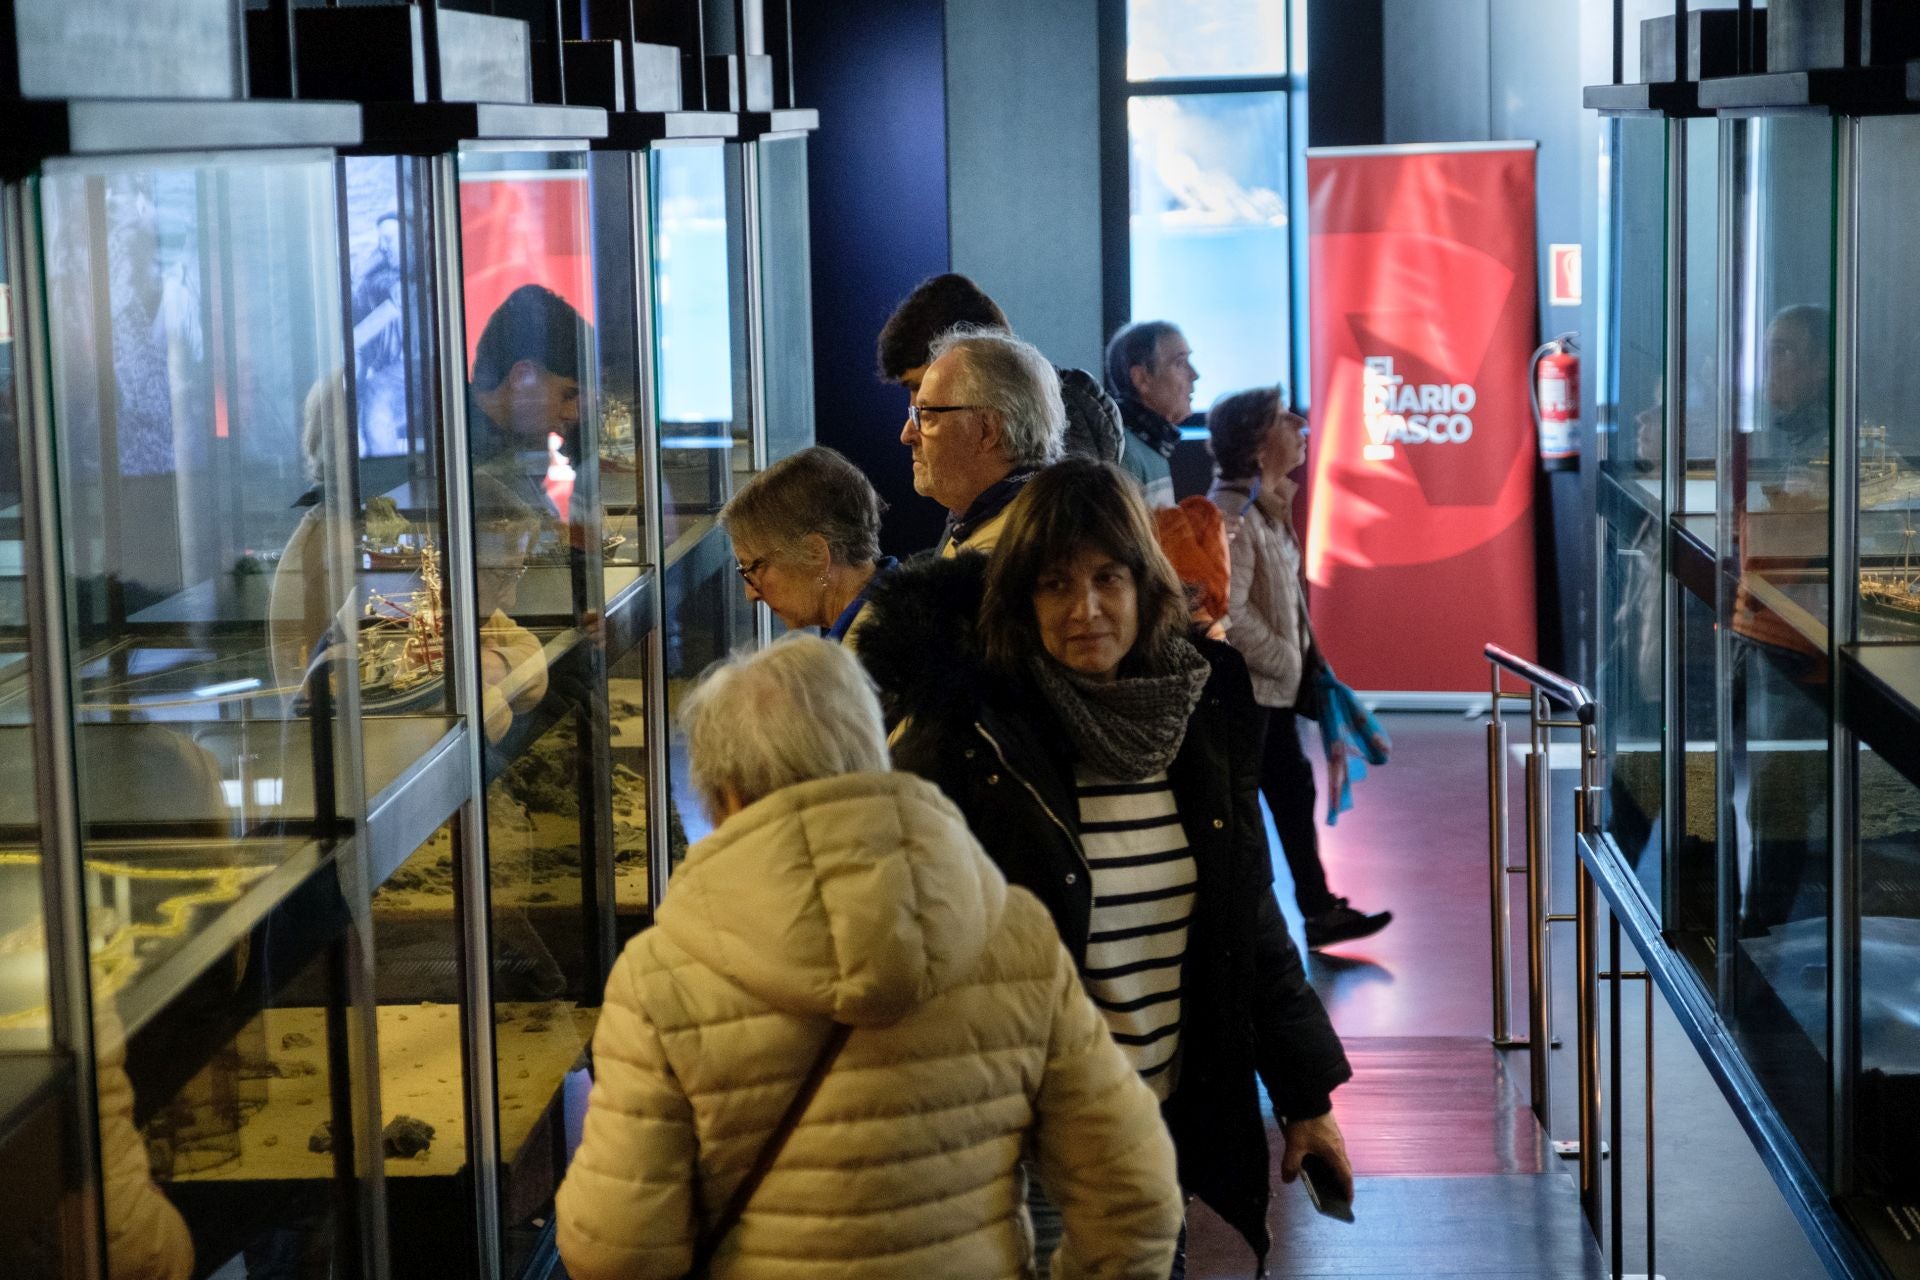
[1304,898,1392,950]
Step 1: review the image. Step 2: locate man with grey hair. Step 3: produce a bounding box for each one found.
[900,327,1066,556]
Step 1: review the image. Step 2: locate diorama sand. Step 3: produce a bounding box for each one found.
[171,1001,599,1183]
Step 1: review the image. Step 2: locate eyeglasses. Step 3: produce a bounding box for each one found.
[735,556,769,586]
[906,403,988,430]
[479,561,528,586]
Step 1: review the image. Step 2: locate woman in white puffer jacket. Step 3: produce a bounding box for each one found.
[556,634,1180,1279]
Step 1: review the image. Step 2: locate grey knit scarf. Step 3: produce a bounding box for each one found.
[1028,634,1211,781]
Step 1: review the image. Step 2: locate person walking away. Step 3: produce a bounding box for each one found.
[556,634,1182,1279]
[1206,388,1390,951]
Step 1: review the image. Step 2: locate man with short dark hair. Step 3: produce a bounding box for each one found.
[468,283,591,522]
[877,273,1122,464]
[1105,321,1199,509]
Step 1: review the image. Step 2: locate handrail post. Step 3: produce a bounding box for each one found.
[1525,690,1552,1127]
[1576,723,1603,1235]
[1488,664,1516,1046]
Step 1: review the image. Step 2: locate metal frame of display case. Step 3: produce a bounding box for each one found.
[1590,7,1920,1276]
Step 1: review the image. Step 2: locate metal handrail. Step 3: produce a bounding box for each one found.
[1485,643,1598,722]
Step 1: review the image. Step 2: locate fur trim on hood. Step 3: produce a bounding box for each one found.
[854,550,994,732]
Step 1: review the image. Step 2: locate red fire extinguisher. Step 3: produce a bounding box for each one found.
[1531,333,1579,471]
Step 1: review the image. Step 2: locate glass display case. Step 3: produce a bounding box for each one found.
[1594,89,1920,1280]
[0,73,812,1280]
[29,147,378,1276]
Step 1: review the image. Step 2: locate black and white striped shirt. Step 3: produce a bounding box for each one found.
[1075,768,1196,1099]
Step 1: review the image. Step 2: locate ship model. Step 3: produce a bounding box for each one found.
[358,541,448,711]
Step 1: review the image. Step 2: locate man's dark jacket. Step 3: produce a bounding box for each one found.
[857,553,1352,1269]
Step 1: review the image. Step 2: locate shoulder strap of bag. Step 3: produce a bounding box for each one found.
[687,1022,853,1274]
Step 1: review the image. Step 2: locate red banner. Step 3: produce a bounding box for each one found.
[1305,144,1539,692]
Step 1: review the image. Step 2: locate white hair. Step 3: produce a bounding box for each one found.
[929,327,1066,470]
[679,633,890,820]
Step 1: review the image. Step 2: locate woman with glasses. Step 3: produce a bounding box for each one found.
[720,446,898,649]
[859,460,1354,1277]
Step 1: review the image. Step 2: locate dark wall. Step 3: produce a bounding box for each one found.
[945,0,1106,374]
[1307,0,1384,147]
[792,0,953,557]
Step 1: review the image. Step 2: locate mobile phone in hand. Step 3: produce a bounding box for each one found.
[1300,1154,1354,1223]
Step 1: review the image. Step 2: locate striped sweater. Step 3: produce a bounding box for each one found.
[1074,768,1197,1099]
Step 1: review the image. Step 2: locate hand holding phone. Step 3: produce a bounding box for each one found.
[1300,1153,1355,1223]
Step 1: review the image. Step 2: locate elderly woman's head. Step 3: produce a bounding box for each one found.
[980,460,1187,683]
[679,633,890,822]
[1208,386,1305,486]
[720,446,887,630]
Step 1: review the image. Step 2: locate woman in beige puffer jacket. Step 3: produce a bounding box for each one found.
[556,635,1180,1279]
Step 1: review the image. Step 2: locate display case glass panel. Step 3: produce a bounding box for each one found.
[369,816,477,1273]
[454,145,612,1274]
[1599,115,1668,905]
[757,137,815,467]
[1678,117,1721,518]
[1854,117,1920,643]
[1718,113,1836,1176]
[583,152,658,940]
[0,197,51,1055]
[130,916,356,1278]
[339,155,460,759]
[1849,742,1920,1242]
[36,154,361,1038]
[651,143,753,850]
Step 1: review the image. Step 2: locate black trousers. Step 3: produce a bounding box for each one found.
[1255,707,1337,916]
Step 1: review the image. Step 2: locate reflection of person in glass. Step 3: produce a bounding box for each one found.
[468,284,590,528]
[472,474,549,745]
[350,210,408,457]
[1729,303,1832,937]
[1757,304,1831,474]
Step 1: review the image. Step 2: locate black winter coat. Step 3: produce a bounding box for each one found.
[858,553,1352,1269]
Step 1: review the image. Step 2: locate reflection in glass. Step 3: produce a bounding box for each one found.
[370,819,475,1272]
[1604,116,1667,480]
[1598,117,1668,907]
[455,147,611,1275]
[1679,118,1720,505]
[124,885,356,1277]
[1126,0,1286,80]
[37,157,356,1051]
[1720,114,1835,1174]
[1852,746,1920,1215]
[340,156,458,739]
[651,145,753,851]
[757,138,815,466]
[1129,92,1289,402]
[1855,118,1920,643]
[0,200,50,1054]
[1672,585,1718,985]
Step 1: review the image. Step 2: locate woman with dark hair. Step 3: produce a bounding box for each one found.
[1208,388,1391,951]
[859,459,1354,1276]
